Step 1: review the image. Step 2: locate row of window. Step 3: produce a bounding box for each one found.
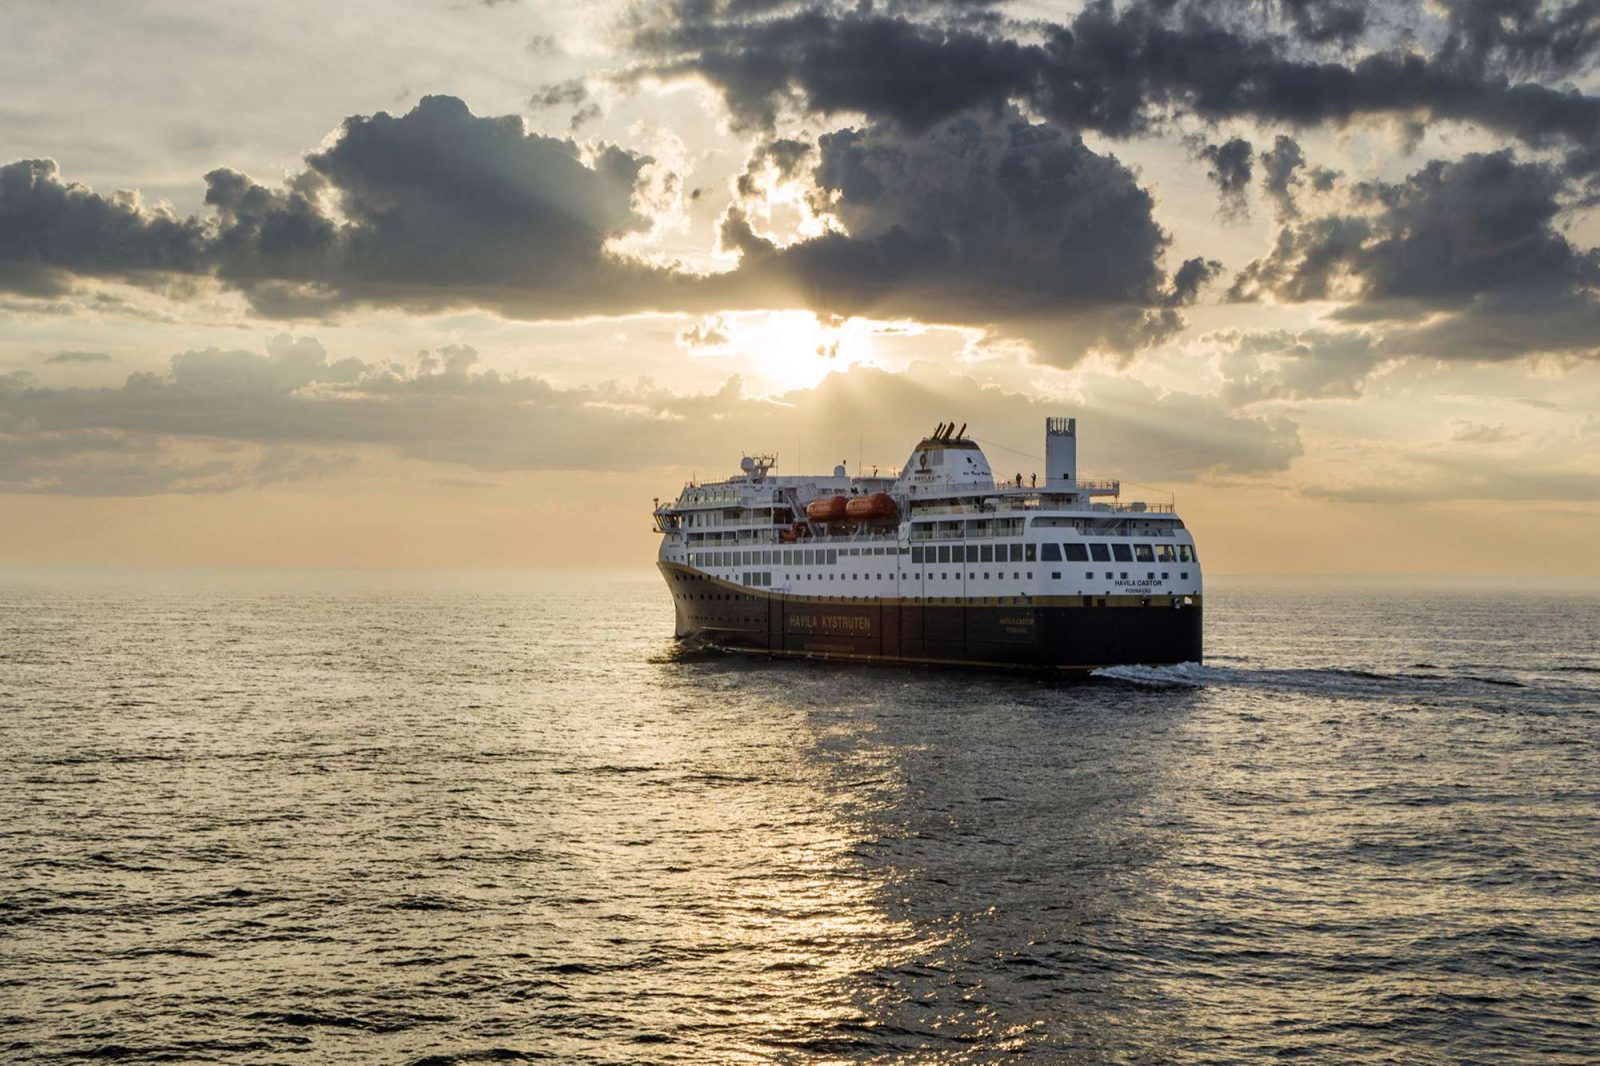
[732,569,1191,587]
[912,542,1198,564]
[686,541,1198,570]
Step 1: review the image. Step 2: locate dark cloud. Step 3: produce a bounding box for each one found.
[0,336,1301,494]
[0,158,212,295]
[1196,137,1253,219]
[1231,150,1600,359]
[719,110,1202,361]
[0,96,674,319]
[1434,0,1600,79]
[1166,257,1223,307]
[735,137,813,197]
[1259,135,1307,219]
[627,0,1600,157]
[1275,0,1369,45]
[0,97,1195,358]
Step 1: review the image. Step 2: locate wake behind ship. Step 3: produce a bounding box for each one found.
[653,419,1202,670]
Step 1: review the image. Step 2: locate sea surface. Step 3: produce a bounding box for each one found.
[2,569,1598,1063]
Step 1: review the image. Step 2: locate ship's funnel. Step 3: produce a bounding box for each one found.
[1045,417,1076,485]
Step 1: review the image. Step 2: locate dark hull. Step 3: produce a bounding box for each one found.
[659,563,1201,671]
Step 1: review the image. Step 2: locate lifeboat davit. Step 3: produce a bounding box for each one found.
[844,492,898,521]
[805,496,849,522]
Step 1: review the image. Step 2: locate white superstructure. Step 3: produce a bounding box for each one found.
[654,420,1201,608]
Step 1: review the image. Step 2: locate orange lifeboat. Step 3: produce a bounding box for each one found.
[805,496,849,522]
[844,492,898,521]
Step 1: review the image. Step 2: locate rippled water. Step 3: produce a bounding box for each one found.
[3,570,1598,1063]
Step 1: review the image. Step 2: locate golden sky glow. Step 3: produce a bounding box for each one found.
[2,1,1598,573]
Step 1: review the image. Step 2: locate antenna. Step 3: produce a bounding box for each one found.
[956,422,967,439]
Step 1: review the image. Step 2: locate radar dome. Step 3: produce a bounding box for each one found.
[740,456,756,472]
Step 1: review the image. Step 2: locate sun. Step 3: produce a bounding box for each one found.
[733,310,863,393]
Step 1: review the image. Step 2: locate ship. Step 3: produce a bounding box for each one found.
[652,419,1202,670]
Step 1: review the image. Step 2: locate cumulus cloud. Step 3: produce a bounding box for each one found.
[0,96,1208,359]
[719,109,1211,362]
[0,336,1302,494]
[0,93,1216,356]
[0,96,679,320]
[1231,149,1600,360]
[0,159,211,296]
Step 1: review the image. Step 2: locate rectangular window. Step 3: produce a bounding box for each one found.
[1133,544,1154,562]
[1041,543,1062,561]
[827,549,838,565]
[803,549,815,565]
[1024,544,1037,562]
[1156,544,1176,563]
[1064,543,1088,562]
[966,545,980,562]
[1179,544,1196,562]
[938,545,951,563]
[1112,543,1133,562]
[980,544,994,563]
[1010,544,1024,562]
[912,546,924,563]
[1089,543,1110,562]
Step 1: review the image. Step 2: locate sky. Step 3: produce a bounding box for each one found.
[2,0,1598,574]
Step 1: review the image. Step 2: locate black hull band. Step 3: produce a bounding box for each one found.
[659,563,1202,670]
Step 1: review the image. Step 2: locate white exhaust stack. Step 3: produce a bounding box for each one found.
[1045,417,1076,485]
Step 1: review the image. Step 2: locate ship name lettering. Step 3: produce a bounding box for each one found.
[789,613,872,634]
